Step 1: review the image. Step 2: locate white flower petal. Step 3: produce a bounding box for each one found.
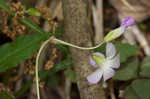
[106,43,116,59]
[110,53,120,69]
[105,53,120,69]
[102,67,115,82]
[87,69,103,84]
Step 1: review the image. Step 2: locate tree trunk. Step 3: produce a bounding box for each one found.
[62,0,106,99]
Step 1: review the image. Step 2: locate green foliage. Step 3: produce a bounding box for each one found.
[0,92,15,99]
[121,57,150,99]
[21,17,48,34]
[26,8,41,16]
[113,57,139,80]
[0,1,54,72]
[139,57,150,77]
[55,26,64,38]
[0,1,49,35]
[47,73,60,86]
[56,44,69,58]
[94,42,139,63]
[0,33,50,72]
[125,79,150,99]
[115,42,139,63]
[138,23,147,31]
[0,1,14,15]
[131,79,150,99]
[125,86,139,99]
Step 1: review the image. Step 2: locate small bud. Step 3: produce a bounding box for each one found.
[121,16,135,29]
[104,27,124,42]
[104,16,135,42]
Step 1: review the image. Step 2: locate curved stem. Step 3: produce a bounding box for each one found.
[35,39,50,99]
[53,38,104,50]
[35,37,104,99]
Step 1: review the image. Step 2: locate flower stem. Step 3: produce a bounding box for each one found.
[35,37,104,99]
[35,39,50,99]
[53,38,104,50]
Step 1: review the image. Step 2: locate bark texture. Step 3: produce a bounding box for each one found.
[62,0,106,99]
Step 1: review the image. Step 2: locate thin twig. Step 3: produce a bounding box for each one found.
[109,80,116,99]
[132,26,150,56]
[92,0,104,44]
[65,77,72,99]
[120,0,135,11]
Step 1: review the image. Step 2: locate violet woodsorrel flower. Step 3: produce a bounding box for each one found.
[87,43,120,84]
[104,16,135,42]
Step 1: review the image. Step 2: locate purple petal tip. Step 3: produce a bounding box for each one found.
[90,57,98,68]
[121,16,135,29]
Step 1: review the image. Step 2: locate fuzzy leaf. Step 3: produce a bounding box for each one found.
[115,42,139,63]
[131,79,150,99]
[125,86,139,99]
[139,57,150,77]
[113,57,139,80]
[0,33,50,72]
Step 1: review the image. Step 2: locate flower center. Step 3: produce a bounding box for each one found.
[92,55,105,68]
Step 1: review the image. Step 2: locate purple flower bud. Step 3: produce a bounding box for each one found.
[121,16,135,29]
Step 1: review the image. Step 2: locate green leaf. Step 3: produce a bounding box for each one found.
[131,79,150,99]
[0,1,14,15]
[56,44,69,58]
[55,26,64,38]
[26,8,41,16]
[0,33,50,72]
[21,17,47,34]
[139,57,150,77]
[64,69,76,83]
[0,92,15,99]
[115,42,139,63]
[47,73,60,86]
[125,86,140,99]
[94,43,105,53]
[94,42,139,63]
[113,57,139,80]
